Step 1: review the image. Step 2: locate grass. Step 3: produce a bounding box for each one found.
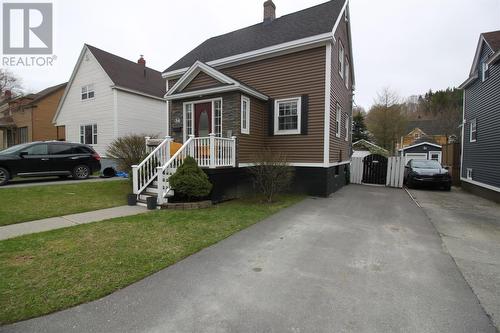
[0,181,130,226]
[0,194,304,325]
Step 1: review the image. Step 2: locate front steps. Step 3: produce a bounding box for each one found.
[137,180,174,208]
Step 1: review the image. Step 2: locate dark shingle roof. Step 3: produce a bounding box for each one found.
[406,120,442,136]
[28,82,67,105]
[483,30,500,52]
[164,0,346,73]
[86,45,165,98]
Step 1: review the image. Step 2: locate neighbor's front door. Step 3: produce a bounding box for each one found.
[194,102,212,137]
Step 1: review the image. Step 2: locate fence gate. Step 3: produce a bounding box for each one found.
[350,155,404,188]
[362,154,388,185]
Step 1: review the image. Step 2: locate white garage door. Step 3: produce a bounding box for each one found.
[404,153,428,164]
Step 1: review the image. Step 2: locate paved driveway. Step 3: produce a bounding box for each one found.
[408,187,500,329]
[2,185,495,332]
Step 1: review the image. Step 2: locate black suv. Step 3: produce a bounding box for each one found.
[0,141,101,186]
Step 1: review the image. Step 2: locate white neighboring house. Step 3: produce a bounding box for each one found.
[54,44,167,162]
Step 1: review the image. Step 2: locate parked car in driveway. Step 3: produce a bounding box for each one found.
[404,159,451,191]
[0,141,101,186]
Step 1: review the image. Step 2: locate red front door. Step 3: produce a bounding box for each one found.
[194,102,212,137]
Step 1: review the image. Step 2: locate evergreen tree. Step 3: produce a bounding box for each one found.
[352,112,369,142]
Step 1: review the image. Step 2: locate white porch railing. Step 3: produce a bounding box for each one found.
[132,134,237,203]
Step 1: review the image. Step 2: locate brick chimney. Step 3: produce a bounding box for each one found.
[263,0,276,23]
[138,55,146,66]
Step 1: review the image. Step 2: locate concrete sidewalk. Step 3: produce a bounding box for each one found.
[0,205,148,240]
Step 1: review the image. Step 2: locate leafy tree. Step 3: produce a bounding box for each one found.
[366,88,407,154]
[169,156,212,202]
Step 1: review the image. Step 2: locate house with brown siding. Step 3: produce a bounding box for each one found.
[133,0,354,204]
[0,84,66,149]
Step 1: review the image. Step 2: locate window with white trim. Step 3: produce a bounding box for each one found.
[470,118,477,142]
[241,96,250,134]
[80,124,97,145]
[184,103,193,141]
[81,84,95,100]
[345,115,350,141]
[338,41,345,79]
[214,100,222,137]
[467,168,473,180]
[274,97,301,135]
[482,62,489,82]
[345,59,350,88]
[335,103,341,138]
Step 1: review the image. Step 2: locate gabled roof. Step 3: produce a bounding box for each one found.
[27,83,67,106]
[483,30,500,52]
[352,140,389,154]
[399,141,441,152]
[164,0,347,74]
[86,45,165,98]
[166,61,268,101]
[405,120,443,136]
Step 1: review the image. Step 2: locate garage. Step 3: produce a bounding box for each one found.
[399,141,442,164]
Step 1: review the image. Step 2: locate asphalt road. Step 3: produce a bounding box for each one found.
[2,185,496,332]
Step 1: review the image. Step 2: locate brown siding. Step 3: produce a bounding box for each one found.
[223,46,326,163]
[183,72,225,92]
[32,88,65,141]
[238,96,266,163]
[330,15,353,163]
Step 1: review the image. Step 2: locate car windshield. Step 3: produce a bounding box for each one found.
[0,143,32,155]
[412,160,442,169]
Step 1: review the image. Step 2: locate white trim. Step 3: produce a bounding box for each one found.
[168,61,234,94]
[486,50,500,66]
[466,168,473,180]
[324,43,332,166]
[399,141,441,151]
[335,103,341,138]
[345,114,350,142]
[428,151,442,164]
[111,86,166,101]
[241,95,250,135]
[461,177,500,193]
[166,84,268,101]
[81,84,95,101]
[332,0,349,35]
[182,97,223,141]
[338,40,345,79]
[274,97,302,135]
[481,62,489,82]
[239,160,351,168]
[469,118,477,142]
[166,80,170,136]
[458,74,478,90]
[162,32,335,79]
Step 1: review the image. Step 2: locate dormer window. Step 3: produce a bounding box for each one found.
[481,62,489,82]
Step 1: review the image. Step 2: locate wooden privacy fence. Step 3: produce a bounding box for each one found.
[350,156,405,188]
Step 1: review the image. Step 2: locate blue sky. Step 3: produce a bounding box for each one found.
[2,0,499,109]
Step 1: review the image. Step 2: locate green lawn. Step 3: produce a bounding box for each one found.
[0,194,304,325]
[0,181,130,226]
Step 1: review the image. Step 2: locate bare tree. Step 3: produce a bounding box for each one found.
[366,88,408,154]
[0,68,22,97]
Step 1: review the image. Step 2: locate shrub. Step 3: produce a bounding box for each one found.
[249,149,294,203]
[106,134,152,173]
[169,156,212,202]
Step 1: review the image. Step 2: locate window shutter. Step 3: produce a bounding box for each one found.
[301,94,309,135]
[268,98,275,136]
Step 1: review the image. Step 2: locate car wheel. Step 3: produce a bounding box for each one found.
[72,165,90,180]
[0,167,10,186]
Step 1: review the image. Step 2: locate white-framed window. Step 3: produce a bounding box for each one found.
[18,126,28,144]
[467,168,473,180]
[80,124,97,145]
[345,115,350,141]
[345,59,350,88]
[335,103,341,138]
[274,97,301,135]
[214,99,222,137]
[241,96,250,135]
[183,103,193,142]
[81,84,95,100]
[482,62,489,82]
[470,118,477,142]
[338,41,345,79]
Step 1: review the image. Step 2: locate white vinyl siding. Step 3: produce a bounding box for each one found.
[241,96,250,134]
[274,97,301,135]
[80,124,97,145]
